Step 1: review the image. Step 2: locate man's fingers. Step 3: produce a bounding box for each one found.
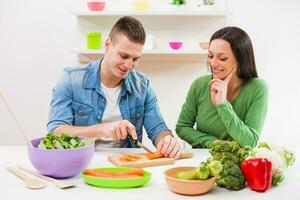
[169,142,181,159]
[157,139,164,152]
[164,137,177,157]
[111,129,117,140]
[161,136,171,155]
[120,124,128,140]
[124,120,137,140]
[115,127,122,140]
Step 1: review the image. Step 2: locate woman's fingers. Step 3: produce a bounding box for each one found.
[224,68,236,83]
[209,79,223,86]
[210,82,223,93]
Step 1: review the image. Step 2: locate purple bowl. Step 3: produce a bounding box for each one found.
[169,42,183,50]
[27,137,95,178]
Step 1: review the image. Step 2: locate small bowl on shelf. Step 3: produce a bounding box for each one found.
[169,42,183,50]
[164,167,216,196]
[199,42,209,50]
[132,1,150,11]
[87,1,106,11]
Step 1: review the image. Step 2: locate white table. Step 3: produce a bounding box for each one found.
[1,147,299,200]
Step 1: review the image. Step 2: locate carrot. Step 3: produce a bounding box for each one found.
[127,154,142,159]
[146,152,164,160]
[83,168,145,178]
[119,154,142,162]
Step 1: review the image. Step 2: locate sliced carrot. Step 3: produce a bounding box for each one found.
[83,168,145,178]
[146,152,164,160]
[120,157,129,162]
[127,154,142,159]
[119,154,142,162]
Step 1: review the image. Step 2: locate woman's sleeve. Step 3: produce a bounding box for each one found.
[216,81,268,147]
[176,80,217,148]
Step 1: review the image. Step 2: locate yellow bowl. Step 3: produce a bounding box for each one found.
[132,1,150,11]
[164,167,215,196]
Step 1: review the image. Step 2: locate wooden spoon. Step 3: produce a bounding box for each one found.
[18,166,76,189]
[7,167,46,189]
[0,90,33,147]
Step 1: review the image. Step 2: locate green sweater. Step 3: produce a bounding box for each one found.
[176,75,268,148]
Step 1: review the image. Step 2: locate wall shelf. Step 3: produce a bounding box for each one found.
[72,2,228,63]
[74,49,208,63]
[71,11,228,17]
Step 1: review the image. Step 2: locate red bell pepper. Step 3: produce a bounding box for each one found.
[241,158,272,192]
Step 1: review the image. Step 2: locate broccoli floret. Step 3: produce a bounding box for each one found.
[207,160,223,177]
[216,161,245,190]
[209,140,251,165]
[217,175,245,191]
[210,140,232,153]
[195,163,210,180]
[212,152,240,165]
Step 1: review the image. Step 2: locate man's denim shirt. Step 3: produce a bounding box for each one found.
[47,59,169,147]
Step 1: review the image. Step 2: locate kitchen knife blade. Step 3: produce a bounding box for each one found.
[127,134,154,154]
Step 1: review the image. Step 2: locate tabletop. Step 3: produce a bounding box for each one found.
[1,147,299,200]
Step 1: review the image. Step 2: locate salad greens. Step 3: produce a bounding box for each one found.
[38,133,94,149]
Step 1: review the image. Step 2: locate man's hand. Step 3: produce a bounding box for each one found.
[97,120,137,140]
[157,135,181,159]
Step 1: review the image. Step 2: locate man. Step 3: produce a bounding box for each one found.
[47,16,181,158]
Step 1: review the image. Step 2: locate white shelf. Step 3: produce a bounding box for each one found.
[71,11,228,17]
[75,49,208,63]
[72,5,228,63]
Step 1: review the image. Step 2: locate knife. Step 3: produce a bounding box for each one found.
[127,134,154,154]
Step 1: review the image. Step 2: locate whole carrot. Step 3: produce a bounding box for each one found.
[83,168,144,178]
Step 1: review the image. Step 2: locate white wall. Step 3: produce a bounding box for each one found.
[1,0,300,149]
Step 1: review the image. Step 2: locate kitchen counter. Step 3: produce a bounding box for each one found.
[1,147,299,200]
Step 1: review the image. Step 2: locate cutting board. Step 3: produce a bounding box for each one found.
[107,152,193,168]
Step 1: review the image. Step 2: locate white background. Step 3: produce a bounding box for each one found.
[0,0,299,148]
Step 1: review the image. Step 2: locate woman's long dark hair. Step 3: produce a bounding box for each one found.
[209,27,258,81]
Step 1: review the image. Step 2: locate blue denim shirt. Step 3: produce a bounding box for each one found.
[47,59,169,147]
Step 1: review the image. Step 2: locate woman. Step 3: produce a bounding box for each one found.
[176,27,268,148]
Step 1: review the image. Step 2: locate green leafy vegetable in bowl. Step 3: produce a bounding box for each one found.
[176,159,222,180]
[38,133,94,149]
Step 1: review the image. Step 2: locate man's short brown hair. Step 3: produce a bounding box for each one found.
[109,16,146,45]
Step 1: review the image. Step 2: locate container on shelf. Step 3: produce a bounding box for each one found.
[87,1,106,11]
[87,32,102,49]
[169,41,183,50]
[132,0,150,11]
[199,42,209,50]
[144,34,154,50]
